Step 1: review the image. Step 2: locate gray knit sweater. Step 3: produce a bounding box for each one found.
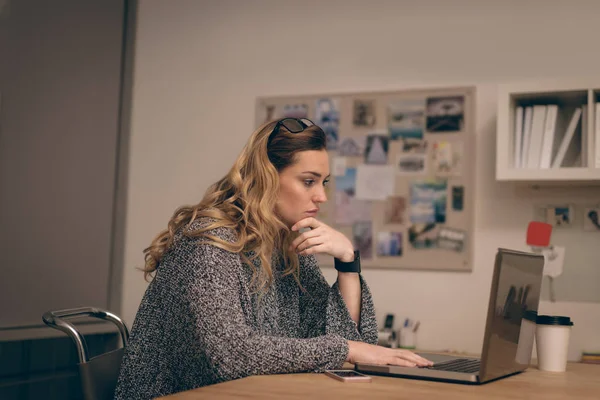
[114,219,378,399]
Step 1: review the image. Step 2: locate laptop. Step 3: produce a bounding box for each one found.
[355,248,545,384]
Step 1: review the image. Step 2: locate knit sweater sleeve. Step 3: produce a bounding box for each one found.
[298,255,378,345]
[179,229,349,383]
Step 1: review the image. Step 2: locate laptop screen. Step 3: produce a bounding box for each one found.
[479,248,544,382]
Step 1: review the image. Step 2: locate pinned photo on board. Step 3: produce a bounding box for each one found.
[338,137,366,157]
[409,179,447,224]
[408,223,438,249]
[377,232,403,256]
[335,167,356,197]
[315,97,340,150]
[388,99,425,140]
[336,193,371,226]
[426,96,464,132]
[545,205,574,227]
[335,167,356,225]
[384,196,406,224]
[583,207,600,231]
[353,99,376,127]
[353,221,373,259]
[332,157,347,176]
[355,164,395,201]
[432,141,463,176]
[402,138,428,153]
[334,168,371,225]
[364,133,389,164]
[282,103,308,119]
[451,186,464,211]
[437,227,466,252]
[396,153,427,175]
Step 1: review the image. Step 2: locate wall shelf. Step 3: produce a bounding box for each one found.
[497,80,600,183]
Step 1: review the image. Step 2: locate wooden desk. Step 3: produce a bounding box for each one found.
[160,362,600,399]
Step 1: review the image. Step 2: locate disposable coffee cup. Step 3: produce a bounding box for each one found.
[515,310,537,365]
[535,315,574,372]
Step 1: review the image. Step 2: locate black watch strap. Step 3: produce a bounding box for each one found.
[334,250,361,273]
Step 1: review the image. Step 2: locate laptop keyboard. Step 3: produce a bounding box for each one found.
[421,358,481,374]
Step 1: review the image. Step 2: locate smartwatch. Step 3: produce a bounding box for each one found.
[334,250,361,273]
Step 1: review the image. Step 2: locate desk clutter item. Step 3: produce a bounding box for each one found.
[377,314,420,348]
[581,352,600,364]
[324,370,372,383]
[398,318,419,349]
[378,313,397,348]
[377,330,395,348]
[399,328,417,350]
[256,86,476,271]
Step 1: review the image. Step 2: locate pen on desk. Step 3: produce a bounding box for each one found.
[412,321,420,333]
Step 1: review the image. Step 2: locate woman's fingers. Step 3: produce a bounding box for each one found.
[298,243,326,256]
[396,350,433,367]
[297,237,319,252]
[289,229,320,251]
[291,217,320,232]
[415,354,434,366]
[393,358,417,367]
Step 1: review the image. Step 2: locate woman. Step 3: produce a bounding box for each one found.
[115,118,432,399]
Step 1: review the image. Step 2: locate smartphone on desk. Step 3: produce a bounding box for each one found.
[324,370,372,382]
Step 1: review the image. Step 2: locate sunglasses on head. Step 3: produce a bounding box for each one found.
[267,117,315,145]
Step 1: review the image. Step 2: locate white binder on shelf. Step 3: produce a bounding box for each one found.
[514,106,524,168]
[539,105,558,169]
[521,106,533,167]
[527,105,547,168]
[581,105,588,167]
[552,107,582,168]
[595,102,600,168]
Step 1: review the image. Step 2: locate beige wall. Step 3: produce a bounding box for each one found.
[123,0,600,360]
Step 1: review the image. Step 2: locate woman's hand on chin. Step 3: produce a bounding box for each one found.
[289,217,354,261]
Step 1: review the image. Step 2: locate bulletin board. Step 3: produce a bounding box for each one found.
[255,86,476,272]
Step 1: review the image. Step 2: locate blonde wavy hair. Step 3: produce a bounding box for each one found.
[142,119,327,294]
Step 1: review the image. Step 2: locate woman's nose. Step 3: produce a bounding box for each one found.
[313,187,327,203]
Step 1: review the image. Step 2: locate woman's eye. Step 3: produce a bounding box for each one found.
[323,179,330,187]
[304,179,315,187]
